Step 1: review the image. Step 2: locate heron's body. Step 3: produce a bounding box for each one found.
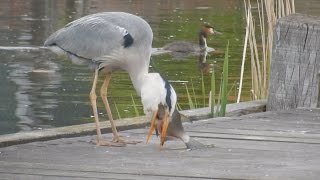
[45,12,152,95]
[45,12,181,147]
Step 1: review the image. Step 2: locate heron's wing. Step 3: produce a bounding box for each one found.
[44,16,130,60]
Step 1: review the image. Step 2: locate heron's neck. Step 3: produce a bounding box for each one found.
[127,59,149,95]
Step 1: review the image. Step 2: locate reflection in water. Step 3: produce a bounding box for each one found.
[197,50,213,75]
[9,63,34,131]
[6,50,61,132]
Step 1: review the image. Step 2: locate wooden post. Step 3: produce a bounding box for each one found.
[267,13,320,111]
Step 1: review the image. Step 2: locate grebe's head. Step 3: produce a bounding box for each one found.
[202,24,215,35]
[200,23,222,37]
[141,73,177,146]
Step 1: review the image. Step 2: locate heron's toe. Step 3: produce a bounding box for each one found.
[92,139,126,147]
[112,136,141,145]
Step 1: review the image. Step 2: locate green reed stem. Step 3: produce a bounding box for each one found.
[114,102,122,120]
[201,72,206,107]
[220,40,229,116]
[131,94,140,116]
[210,65,216,117]
[185,84,195,109]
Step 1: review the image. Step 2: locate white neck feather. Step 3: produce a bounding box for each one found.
[125,48,177,117]
[125,48,150,95]
[127,66,148,96]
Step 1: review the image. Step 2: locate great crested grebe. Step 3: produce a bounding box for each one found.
[162,24,218,57]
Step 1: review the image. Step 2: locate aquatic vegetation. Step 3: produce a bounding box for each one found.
[219,41,229,116]
[185,83,195,109]
[114,102,122,120]
[210,41,229,117]
[131,94,140,117]
[210,61,216,116]
[237,0,295,102]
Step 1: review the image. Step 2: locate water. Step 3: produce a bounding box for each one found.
[0,0,319,135]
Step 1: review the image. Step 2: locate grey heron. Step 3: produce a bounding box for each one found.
[162,24,218,57]
[44,12,177,147]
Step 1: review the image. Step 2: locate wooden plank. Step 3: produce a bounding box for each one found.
[186,126,320,138]
[130,129,320,153]
[1,109,320,179]
[1,148,319,180]
[130,128,320,145]
[0,165,211,180]
[0,100,266,148]
[187,132,320,144]
[1,140,319,179]
[196,137,320,153]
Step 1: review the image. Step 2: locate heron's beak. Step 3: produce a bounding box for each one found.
[159,111,169,146]
[146,110,170,146]
[146,110,157,143]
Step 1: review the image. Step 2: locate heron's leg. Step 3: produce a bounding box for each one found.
[89,69,103,144]
[100,73,119,138]
[90,69,123,147]
[100,73,140,145]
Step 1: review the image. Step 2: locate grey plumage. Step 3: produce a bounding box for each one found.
[45,12,152,71]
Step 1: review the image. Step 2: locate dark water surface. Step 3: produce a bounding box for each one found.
[0,0,319,135]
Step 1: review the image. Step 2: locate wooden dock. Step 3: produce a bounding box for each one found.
[1,108,319,180]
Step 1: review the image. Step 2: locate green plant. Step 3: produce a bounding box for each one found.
[190,78,198,108]
[176,102,182,111]
[210,63,216,117]
[219,41,229,116]
[114,102,122,119]
[185,84,195,109]
[210,41,229,117]
[201,72,206,107]
[131,94,140,116]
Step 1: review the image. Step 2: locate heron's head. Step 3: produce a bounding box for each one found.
[140,73,177,146]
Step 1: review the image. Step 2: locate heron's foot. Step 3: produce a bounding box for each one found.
[93,139,126,147]
[112,136,141,145]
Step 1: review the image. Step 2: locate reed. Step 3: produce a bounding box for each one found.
[210,62,216,116]
[190,78,198,108]
[130,94,140,116]
[237,0,295,102]
[185,84,195,109]
[210,41,229,117]
[114,102,122,120]
[216,78,222,115]
[219,41,229,116]
[201,72,206,107]
[176,102,182,111]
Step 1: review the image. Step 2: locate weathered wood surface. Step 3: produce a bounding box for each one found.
[268,13,320,111]
[0,100,266,147]
[1,108,320,180]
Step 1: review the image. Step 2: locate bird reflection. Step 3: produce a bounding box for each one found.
[197,49,214,75]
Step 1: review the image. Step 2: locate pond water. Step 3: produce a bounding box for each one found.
[0,0,319,135]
